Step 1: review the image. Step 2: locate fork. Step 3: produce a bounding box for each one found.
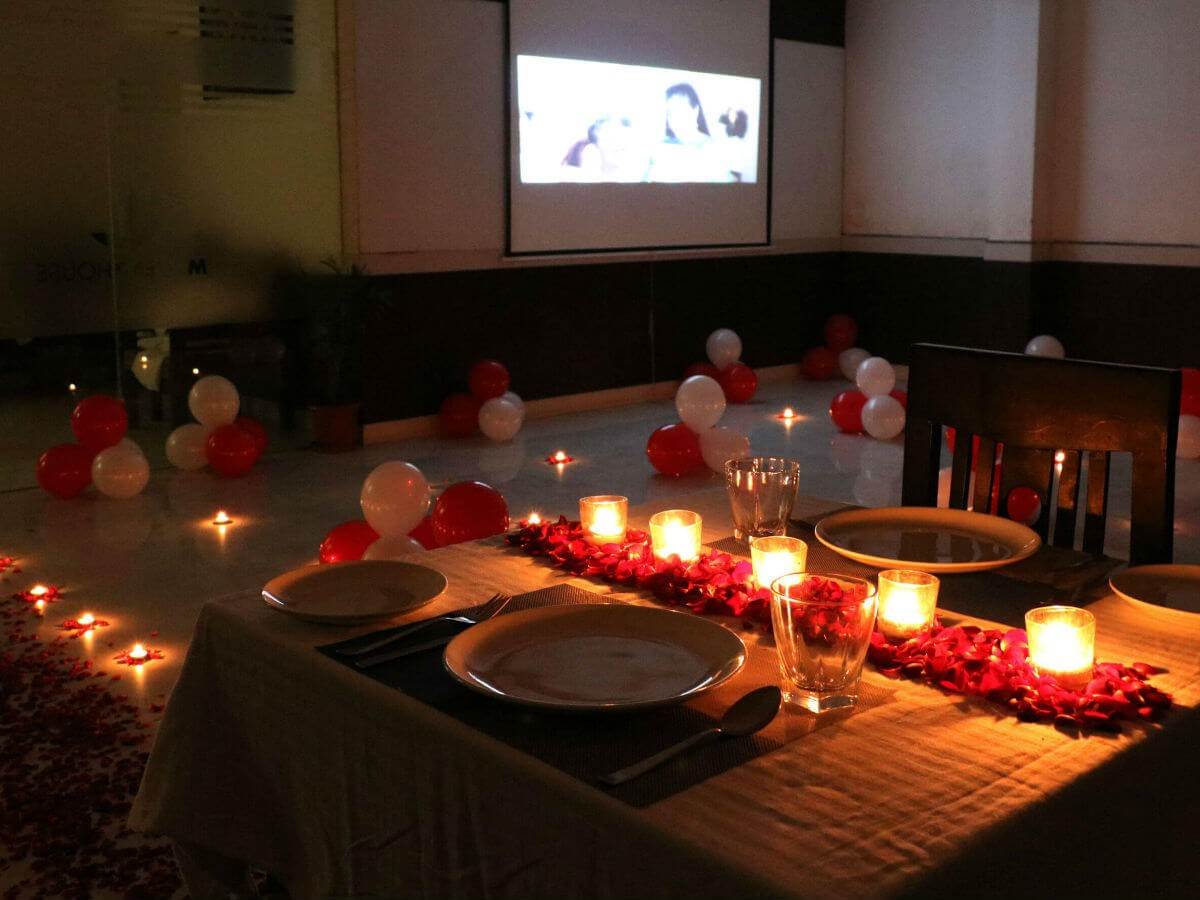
[335,592,512,657]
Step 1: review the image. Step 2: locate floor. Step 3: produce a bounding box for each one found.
[4,370,1199,709]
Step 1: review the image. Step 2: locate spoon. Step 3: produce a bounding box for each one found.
[597,685,782,786]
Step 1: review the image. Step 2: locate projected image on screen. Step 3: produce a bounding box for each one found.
[517,55,760,185]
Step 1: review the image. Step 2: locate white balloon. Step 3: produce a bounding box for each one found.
[705,328,742,369]
[478,397,523,442]
[1024,335,1065,358]
[1178,414,1200,460]
[855,357,896,398]
[500,391,525,420]
[861,394,906,440]
[360,461,430,538]
[188,375,240,427]
[362,535,425,560]
[698,425,751,473]
[675,375,726,431]
[838,347,871,381]
[165,423,211,470]
[91,443,150,499]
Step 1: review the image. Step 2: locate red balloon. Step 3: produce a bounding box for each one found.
[235,417,268,455]
[439,392,480,437]
[206,423,260,477]
[320,519,380,564]
[70,395,128,453]
[823,314,858,351]
[683,361,721,380]
[468,359,510,401]
[1005,486,1041,526]
[408,516,438,550]
[646,423,703,476]
[829,391,867,434]
[1182,367,1200,416]
[431,481,509,546]
[801,346,838,381]
[36,443,93,498]
[889,389,907,409]
[717,361,757,403]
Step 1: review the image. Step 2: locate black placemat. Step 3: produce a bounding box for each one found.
[319,583,781,808]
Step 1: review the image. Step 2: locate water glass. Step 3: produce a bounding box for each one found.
[724,457,800,543]
[769,572,878,713]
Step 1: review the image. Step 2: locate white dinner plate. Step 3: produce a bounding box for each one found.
[814,506,1041,573]
[443,604,746,712]
[1110,565,1200,615]
[262,560,447,624]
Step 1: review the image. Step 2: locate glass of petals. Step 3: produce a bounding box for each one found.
[769,572,878,713]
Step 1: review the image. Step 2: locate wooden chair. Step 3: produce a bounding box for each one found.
[902,343,1181,564]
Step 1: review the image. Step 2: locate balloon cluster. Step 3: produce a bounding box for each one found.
[683,328,758,404]
[647,372,752,476]
[320,462,510,562]
[1178,368,1200,460]
[36,395,150,499]
[164,375,267,477]
[829,356,908,441]
[801,314,866,381]
[438,359,526,442]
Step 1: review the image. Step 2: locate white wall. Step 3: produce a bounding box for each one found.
[350,0,845,270]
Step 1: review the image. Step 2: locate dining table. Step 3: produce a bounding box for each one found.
[129,488,1200,899]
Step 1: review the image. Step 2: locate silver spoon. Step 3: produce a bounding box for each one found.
[597,686,782,786]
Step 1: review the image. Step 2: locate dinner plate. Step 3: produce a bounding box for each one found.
[1110,565,1200,615]
[443,604,746,712]
[814,507,1041,573]
[262,560,447,624]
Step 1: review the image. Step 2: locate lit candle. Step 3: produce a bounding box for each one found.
[191,367,201,376]
[68,383,77,393]
[546,449,573,466]
[29,584,49,597]
[1025,605,1096,687]
[77,612,96,627]
[750,535,808,590]
[212,510,233,526]
[649,509,702,562]
[876,569,940,640]
[128,643,149,662]
[526,512,542,525]
[579,495,628,544]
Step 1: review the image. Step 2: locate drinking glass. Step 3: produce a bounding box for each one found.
[769,572,878,713]
[724,456,800,543]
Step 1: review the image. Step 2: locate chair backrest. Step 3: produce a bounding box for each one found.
[902,343,1181,564]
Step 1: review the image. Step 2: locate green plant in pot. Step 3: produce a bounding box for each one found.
[297,257,376,451]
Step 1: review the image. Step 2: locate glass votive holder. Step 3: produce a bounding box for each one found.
[750,535,808,591]
[876,569,940,640]
[649,509,702,562]
[579,495,628,544]
[1025,605,1096,688]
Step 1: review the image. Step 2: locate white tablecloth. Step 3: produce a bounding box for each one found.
[130,491,1200,899]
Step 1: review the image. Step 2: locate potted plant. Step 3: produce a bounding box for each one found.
[295,257,376,451]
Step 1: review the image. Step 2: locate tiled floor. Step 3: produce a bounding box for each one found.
[3,371,1199,709]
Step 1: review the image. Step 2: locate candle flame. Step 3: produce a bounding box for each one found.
[553,450,568,463]
[78,612,95,626]
[527,512,542,525]
[192,367,201,376]
[29,584,49,597]
[129,643,148,661]
[213,510,233,526]
[783,407,794,418]
[68,383,77,392]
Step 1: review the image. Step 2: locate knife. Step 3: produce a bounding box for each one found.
[354,634,454,668]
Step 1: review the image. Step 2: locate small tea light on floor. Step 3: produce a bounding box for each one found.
[1025,605,1096,688]
[649,509,702,562]
[128,643,149,662]
[68,382,77,395]
[876,569,940,640]
[78,612,96,628]
[750,535,808,590]
[545,449,574,466]
[212,510,234,526]
[776,407,798,422]
[192,367,201,376]
[579,495,628,544]
[525,512,542,526]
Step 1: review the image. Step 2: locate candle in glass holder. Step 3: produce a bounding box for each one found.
[649,509,702,562]
[579,495,628,544]
[1025,605,1095,687]
[750,535,808,590]
[876,569,940,640]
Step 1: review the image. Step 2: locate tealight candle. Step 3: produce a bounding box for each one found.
[579,495,628,544]
[212,510,233,526]
[876,569,940,640]
[649,509,702,562]
[128,642,149,662]
[28,584,49,597]
[77,612,96,627]
[1025,605,1095,687]
[547,450,573,465]
[526,512,542,525]
[750,535,808,590]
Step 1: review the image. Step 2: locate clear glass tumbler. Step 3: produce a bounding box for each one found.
[770,572,878,713]
[724,456,801,543]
